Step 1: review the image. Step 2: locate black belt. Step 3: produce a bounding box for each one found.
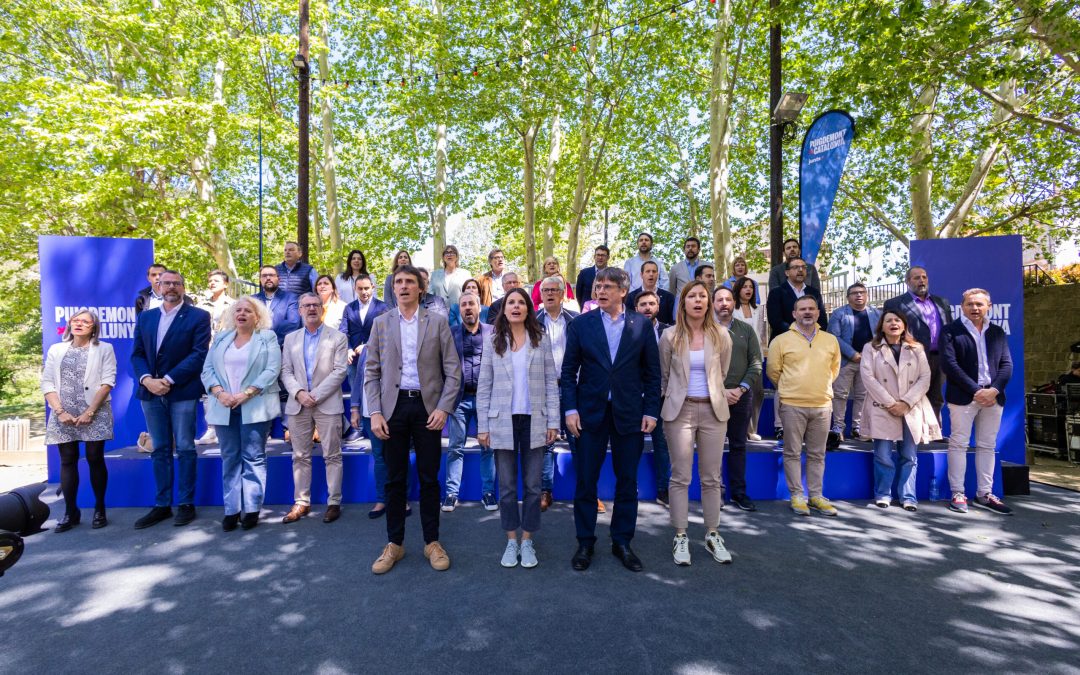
[399,389,423,398]
[463,386,477,395]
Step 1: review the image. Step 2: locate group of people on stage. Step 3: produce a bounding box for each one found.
[42,232,1015,572]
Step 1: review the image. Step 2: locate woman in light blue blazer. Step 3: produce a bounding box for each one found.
[476,288,560,569]
[201,298,282,531]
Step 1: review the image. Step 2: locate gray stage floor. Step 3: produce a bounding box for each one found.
[2,484,1078,674]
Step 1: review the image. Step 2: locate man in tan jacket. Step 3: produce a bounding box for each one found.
[280,293,350,524]
[766,296,841,517]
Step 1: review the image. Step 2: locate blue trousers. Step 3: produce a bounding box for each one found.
[142,397,198,507]
[543,396,575,491]
[649,417,670,492]
[873,422,918,503]
[216,408,269,516]
[445,394,495,497]
[573,404,644,547]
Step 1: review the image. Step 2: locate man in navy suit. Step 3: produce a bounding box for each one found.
[253,265,301,347]
[883,265,953,417]
[340,274,389,442]
[574,245,609,308]
[562,267,661,572]
[766,257,828,340]
[626,260,675,325]
[941,288,1013,516]
[633,290,672,507]
[130,270,211,529]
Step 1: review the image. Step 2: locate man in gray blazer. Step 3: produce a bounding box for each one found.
[366,265,462,574]
[280,293,349,525]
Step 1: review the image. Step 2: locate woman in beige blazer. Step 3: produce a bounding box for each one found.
[859,310,940,511]
[476,288,560,569]
[660,280,733,567]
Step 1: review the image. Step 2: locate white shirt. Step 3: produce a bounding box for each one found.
[156,303,182,352]
[510,346,530,414]
[490,272,505,300]
[544,311,568,372]
[223,340,251,394]
[399,311,421,390]
[146,292,164,311]
[787,281,806,299]
[357,298,372,325]
[623,254,669,291]
[687,348,709,397]
[961,316,992,387]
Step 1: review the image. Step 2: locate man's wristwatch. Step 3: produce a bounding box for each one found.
[244,387,258,397]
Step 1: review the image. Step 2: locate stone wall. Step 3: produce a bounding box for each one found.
[1024,283,1080,389]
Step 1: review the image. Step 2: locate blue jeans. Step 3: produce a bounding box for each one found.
[364,415,413,503]
[142,397,198,507]
[216,408,269,515]
[445,394,495,497]
[543,396,576,491]
[873,422,918,503]
[650,417,670,492]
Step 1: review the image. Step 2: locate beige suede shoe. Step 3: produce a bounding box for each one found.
[423,541,450,571]
[372,543,404,574]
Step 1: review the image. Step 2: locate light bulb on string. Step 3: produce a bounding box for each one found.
[670,6,678,18]
[571,43,578,52]
[633,20,640,31]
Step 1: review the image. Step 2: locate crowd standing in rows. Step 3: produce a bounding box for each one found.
[42,233,1015,571]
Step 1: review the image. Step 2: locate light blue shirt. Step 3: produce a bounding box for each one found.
[602,310,625,402]
[303,325,322,391]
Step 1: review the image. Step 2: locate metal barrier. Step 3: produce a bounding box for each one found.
[0,419,30,452]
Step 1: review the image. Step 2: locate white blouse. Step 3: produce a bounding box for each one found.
[510,346,531,415]
[687,349,709,397]
[223,340,252,394]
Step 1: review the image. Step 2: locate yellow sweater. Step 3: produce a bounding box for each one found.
[766,327,841,408]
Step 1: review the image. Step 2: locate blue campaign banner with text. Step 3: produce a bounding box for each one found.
[910,235,1025,463]
[39,235,154,463]
[799,110,854,267]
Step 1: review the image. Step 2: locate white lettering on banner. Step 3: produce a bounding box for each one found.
[950,302,1012,336]
[809,129,849,155]
[51,305,137,340]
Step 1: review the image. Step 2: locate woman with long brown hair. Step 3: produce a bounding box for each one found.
[659,280,733,566]
[383,249,412,306]
[476,287,560,568]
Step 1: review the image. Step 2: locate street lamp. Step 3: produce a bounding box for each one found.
[296,0,310,261]
[772,91,808,124]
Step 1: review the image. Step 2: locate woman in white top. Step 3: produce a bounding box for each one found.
[660,280,733,566]
[336,249,379,304]
[41,310,116,531]
[476,287,560,569]
[201,298,282,531]
[316,274,348,331]
[731,276,767,440]
[429,244,473,307]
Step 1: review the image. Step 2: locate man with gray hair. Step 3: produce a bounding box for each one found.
[280,292,350,524]
[537,275,579,511]
[941,288,1013,515]
[485,271,523,324]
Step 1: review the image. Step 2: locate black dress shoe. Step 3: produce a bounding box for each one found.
[134,506,173,529]
[612,543,644,572]
[91,510,108,529]
[174,504,197,526]
[342,428,363,444]
[222,513,240,531]
[571,544,594,571]
[368,506,386,519]
[732,494,757,512]
[241,513,259,530]
[54,512,80,533]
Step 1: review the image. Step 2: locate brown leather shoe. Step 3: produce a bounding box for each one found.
[540,490,553,512]
[322,505,341,523]
[597,498,607,514]
[372,543,404,574]
[281,504,310,523]
[424,541,451,571]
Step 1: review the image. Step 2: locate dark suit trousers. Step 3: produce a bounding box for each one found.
[926,350,944,419]
[725,390,753,498]
[384,394,441,545]
[573,403,644,546]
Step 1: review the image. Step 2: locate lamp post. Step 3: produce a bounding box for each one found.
[768,0,783,268]
[295,0,310,262]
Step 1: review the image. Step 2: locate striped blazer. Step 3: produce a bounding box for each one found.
[476,332,560,449]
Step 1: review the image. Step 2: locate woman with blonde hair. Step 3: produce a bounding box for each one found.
[201,297,282,531]
[529,256,576,309]
[42,310,116,531]
[659,280,733,566]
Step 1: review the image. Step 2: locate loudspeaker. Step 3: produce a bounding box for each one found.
[0,532,24,576]
[0,483,51,535]
[1000,462,1030,497]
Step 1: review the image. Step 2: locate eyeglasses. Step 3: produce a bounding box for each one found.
[541,288,561,294]
[70,319,94,326]
[788,265,806,271]
[300,303,322,310]
[160,280,184,287]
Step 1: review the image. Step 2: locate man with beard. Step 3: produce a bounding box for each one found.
[623,232,669,292]
[668,237,712,298]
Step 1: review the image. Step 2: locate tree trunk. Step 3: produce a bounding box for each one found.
[708,0,734,278]
[434,122,448,261]
[317,24,341,269]
[909,83,938,240]
[565,22,601,285]
[523,122,539,281]
[541,107,562,260]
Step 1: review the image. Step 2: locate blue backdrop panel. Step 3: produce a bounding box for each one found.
[910,235,1025,464]
[799,110,855,267]
[39,235,155,480]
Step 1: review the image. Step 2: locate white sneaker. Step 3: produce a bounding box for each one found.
[705,532,733,564]
[747,433,762,441]
[500,539,520,568]
[519,539,538,568]
[195,427,217,446]
[672,534,691,566]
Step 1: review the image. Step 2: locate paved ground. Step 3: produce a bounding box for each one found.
[1,483,1078,674]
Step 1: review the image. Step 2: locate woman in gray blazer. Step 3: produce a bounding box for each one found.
[201,298,282,531]
[476,288,560,568]
[42,310,117,531]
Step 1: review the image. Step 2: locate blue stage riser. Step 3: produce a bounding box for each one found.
[50,445,1002,509]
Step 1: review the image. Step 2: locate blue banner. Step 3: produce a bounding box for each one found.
[910,235,1025,464]
[39,235,155,461]
[799,110,855,266]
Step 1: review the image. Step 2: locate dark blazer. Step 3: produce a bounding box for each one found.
[560,310,661,435]
[252,290,301,346]
[339,298,389,349]
[883,292,953,351]
[134,286,193,315]
[536,307,579,330]
[451,322,494,407]
[766,283,828,339]
[626,287,676,325]
[941,319,1012,406]
[575,266,602,307]
[131,305,212,401]
[485,296,507,325]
